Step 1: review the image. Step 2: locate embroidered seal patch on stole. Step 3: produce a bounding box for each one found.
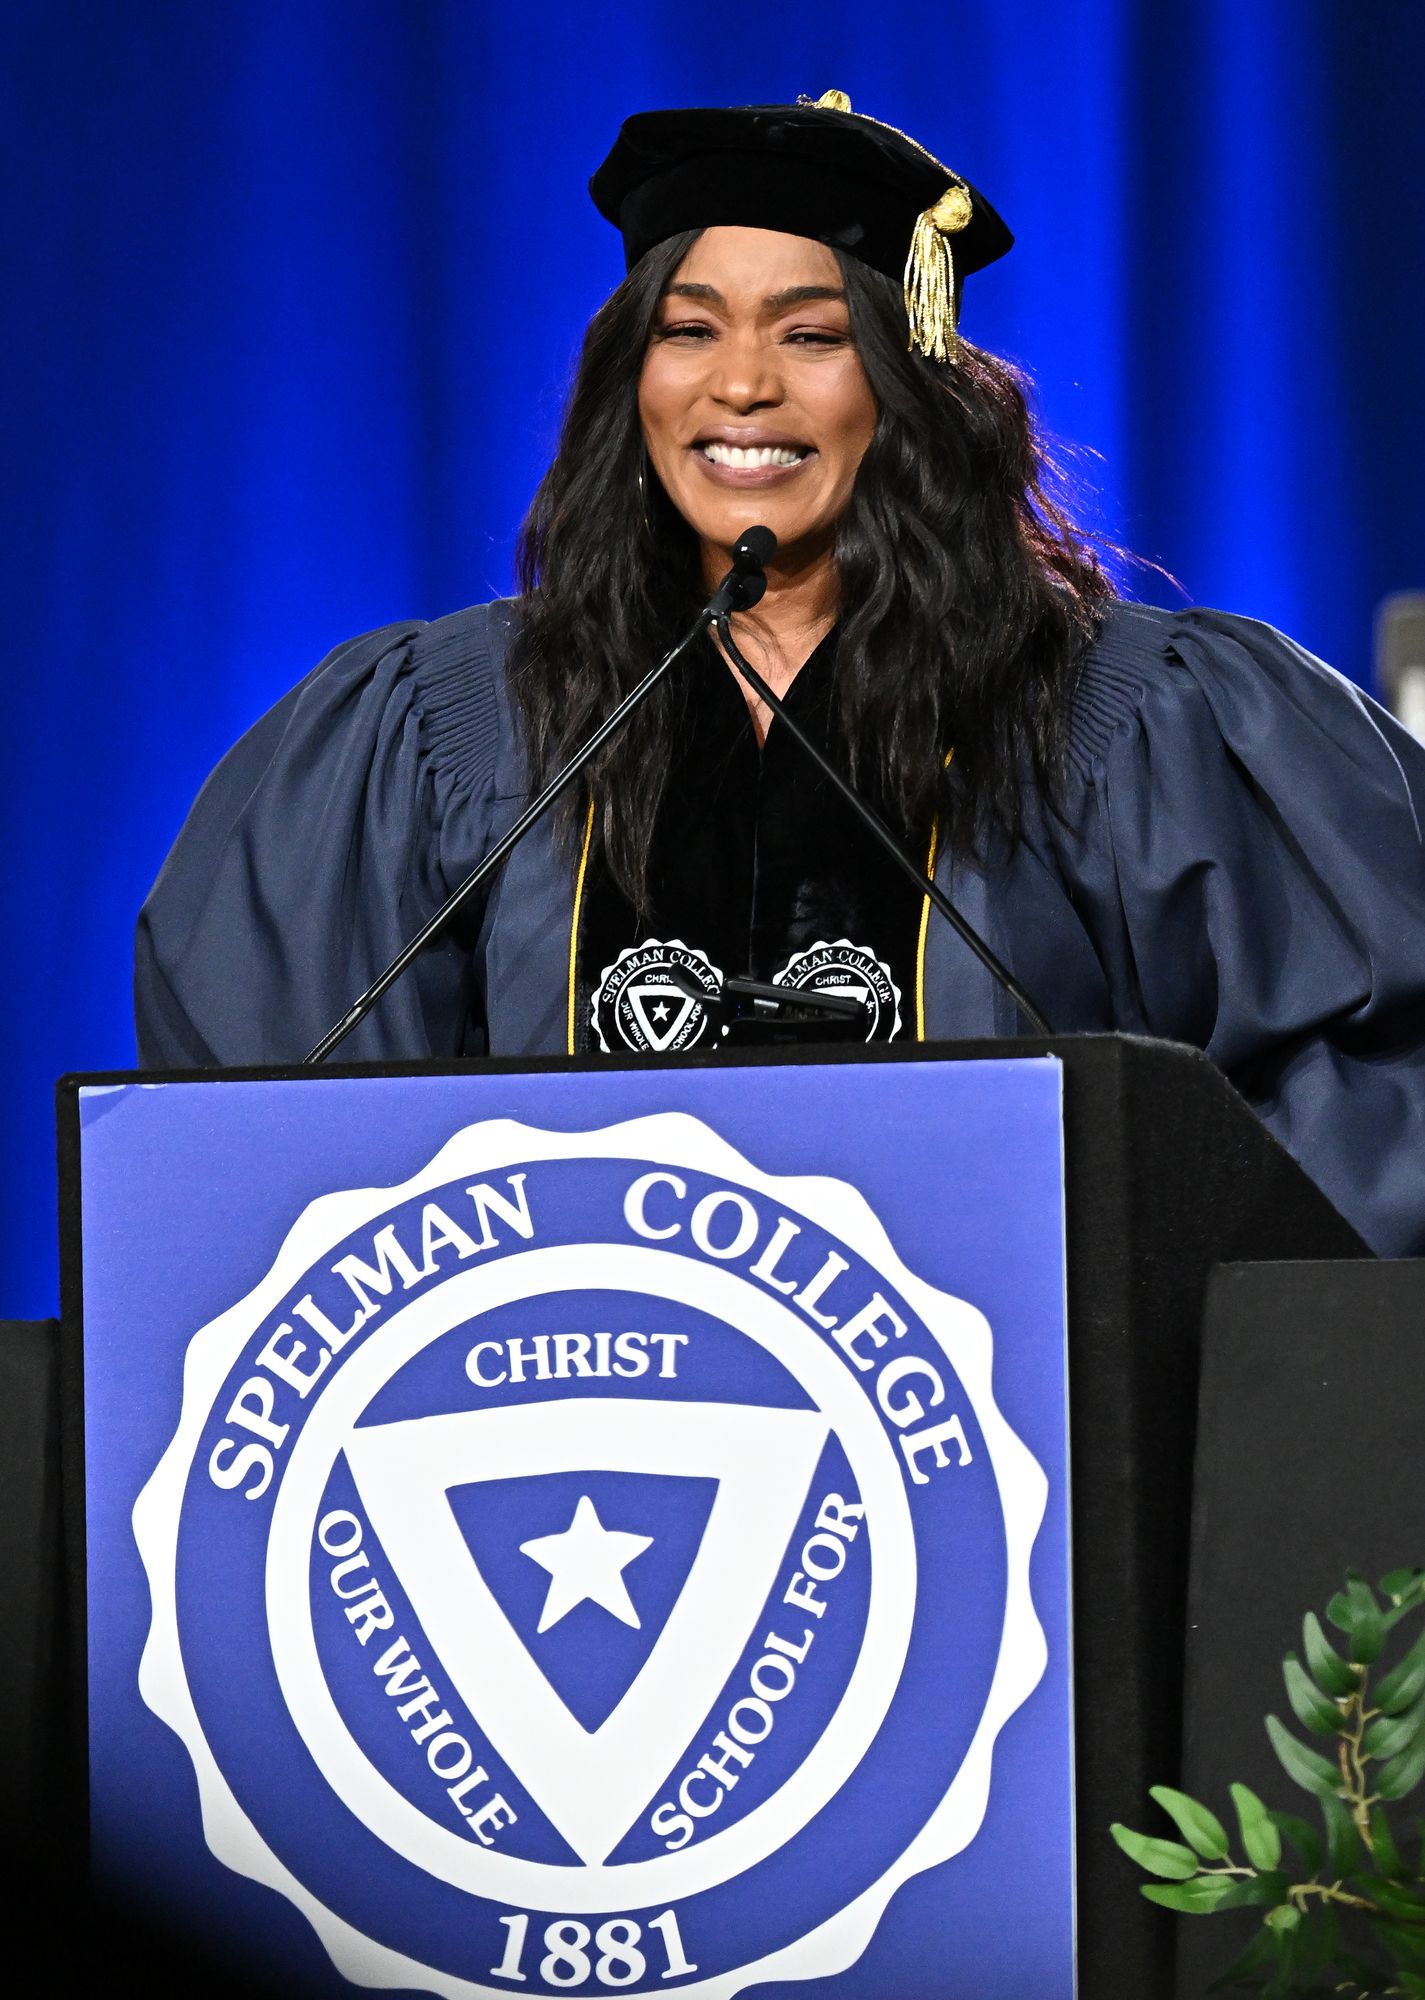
[771,940,903,1041]
[591,941,724,1055]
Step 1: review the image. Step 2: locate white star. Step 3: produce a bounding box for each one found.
[519,1495,654,1634]
[651,999,671,1021]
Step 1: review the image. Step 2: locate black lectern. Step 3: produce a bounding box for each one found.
[5,1034,1370,1998]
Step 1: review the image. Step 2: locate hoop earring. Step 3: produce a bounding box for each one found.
[637,459,653,538]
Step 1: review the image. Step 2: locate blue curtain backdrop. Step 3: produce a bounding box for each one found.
[3,0,1423,1317]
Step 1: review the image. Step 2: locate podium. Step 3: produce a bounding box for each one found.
[16,1035,1370,1997]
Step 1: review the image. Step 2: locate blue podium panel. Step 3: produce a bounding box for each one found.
[78,1056,1073,1999]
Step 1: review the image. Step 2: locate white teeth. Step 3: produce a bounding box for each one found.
[701,443,808,468]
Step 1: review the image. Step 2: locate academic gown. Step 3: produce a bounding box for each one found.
[134,599,1425,1257]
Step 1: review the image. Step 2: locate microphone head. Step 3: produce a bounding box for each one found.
[725,566,768,612]
[732,525,777,571]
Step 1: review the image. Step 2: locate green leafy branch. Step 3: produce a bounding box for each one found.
[1111,1568,1425,1997]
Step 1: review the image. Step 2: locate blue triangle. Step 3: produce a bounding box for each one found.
[445,1471,717,1731]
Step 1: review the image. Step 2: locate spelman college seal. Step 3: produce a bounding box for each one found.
[591,942,724,1054]
[134,1114,1048,1997]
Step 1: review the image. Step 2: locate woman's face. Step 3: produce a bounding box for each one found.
[638,226,878,573]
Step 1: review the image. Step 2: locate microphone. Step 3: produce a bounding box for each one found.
[709,578,1052,1036]
[305,530,779,1063]
[706,526,777,617]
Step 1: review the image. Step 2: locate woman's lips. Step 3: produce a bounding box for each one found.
[690,444,817,488]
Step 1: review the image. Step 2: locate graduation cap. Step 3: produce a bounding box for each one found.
[589,89,1012,363]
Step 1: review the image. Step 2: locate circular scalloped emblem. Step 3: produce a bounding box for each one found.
[771,939,902,1041]
[591,940,724,1054]
[134,1114,1046,1998]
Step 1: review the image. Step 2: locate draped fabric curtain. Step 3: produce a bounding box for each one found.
[3,0,1422,1315]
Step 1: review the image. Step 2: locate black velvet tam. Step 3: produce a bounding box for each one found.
[589,101,1012,286]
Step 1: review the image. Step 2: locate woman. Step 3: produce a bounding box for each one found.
[135,95,1425,1255]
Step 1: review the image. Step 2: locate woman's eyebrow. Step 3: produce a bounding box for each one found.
[660,282,848,314]
[762,284,847,313]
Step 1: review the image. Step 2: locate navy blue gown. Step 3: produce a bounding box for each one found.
[135,599,1425,1256]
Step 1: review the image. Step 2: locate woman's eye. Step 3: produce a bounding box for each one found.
[653,323,847,346]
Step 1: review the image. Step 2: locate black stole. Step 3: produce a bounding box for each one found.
[574,630,930,1055]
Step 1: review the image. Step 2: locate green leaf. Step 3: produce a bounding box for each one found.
[1303,1610,1360,1697]
[1207,1926,1278,1990]
[1343,1574,1386,1664]
[1148,1784,1230,1860]
[1375,1631,1425,1715]
[1232,1781,1283,1868]
[1266,1713,1344,1798]
[1335,1944,1399,1990]
[1260,1939,1294,2000]
[1284,1651,1346,1734]
[1364,1690,1425,1762]
[1291,1902,1338,1984]
[1368,1802,1408,1879]
[1322,1791,1365,1876]
[1219,1871,1292,1909]
[1327,1588,1354,1634]
[1380,1567,1425,1603]
[1140,1876,1239,1913]
[1397,1975,1425,2000]
[1108,1822,1199,1878]
[1263,1901,1300,1932]
[1372,1879,1425,1921]
[1376,1738,1425,1802]
[1270,1809,1324,1874]
[1374,1918,1425,1974]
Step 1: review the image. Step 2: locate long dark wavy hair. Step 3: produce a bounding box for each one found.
[510,229,1114,907]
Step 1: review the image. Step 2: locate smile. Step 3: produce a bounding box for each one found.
[691,439,816,487]
[700,443,809,467]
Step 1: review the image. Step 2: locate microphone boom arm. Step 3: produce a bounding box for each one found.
[306,612,709,1063]
[307,529,776,1063]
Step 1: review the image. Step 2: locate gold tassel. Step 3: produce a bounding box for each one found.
[796,92,971,362]
[904,182,972,363]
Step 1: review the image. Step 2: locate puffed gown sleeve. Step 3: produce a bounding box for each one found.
[134,606,509,1068]
[1056,604,1425,1256]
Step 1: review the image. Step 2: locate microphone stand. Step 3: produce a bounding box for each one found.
[306,544,772,1064]
[710,612,1053,1037]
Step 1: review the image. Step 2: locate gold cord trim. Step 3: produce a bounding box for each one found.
[915,750,954,1042]
[915,819,938,1043]
[800,90,957,180]
[566,797,596,1056]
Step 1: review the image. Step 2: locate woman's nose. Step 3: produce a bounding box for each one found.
[707,335,783,410]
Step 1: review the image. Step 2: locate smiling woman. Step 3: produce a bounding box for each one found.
[135,94,1425,1257]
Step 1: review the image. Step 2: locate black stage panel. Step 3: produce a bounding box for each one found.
[1178,1260,1425,1998]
